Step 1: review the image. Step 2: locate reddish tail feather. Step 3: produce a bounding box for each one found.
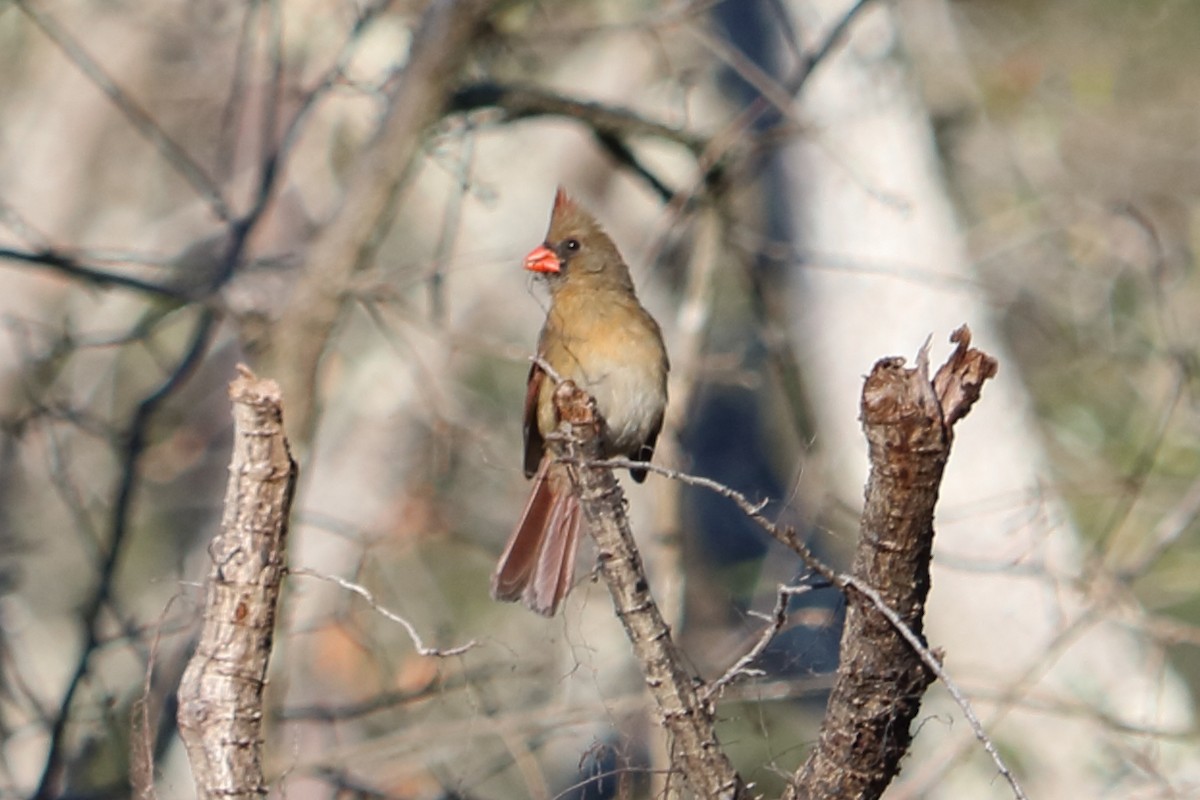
[491,458,581,616]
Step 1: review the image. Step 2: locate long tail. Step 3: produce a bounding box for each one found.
[490,458,581,616]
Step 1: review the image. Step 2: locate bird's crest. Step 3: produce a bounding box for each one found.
[548,186,601,240]
[553,186,580,217]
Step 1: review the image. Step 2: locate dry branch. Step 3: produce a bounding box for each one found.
[33,312,218,800]
[449,83,707,153]
[177,365,297,800]
[551,381,750,800]
[787,326,997,800]
[268,0,497,445]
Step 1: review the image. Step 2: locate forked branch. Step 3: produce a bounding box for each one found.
[787,326,999,799]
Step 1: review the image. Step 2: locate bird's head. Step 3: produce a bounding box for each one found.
[523,187,635,293]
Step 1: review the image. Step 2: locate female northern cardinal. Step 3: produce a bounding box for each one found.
[491,188,669,616]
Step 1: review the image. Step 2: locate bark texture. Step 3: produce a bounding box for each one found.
[177,366,297,799]
[552,381,749,800]
[789,326,997,799]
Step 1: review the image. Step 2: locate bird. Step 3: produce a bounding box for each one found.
[491,188,670,616]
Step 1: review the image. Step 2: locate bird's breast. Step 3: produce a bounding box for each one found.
[538,291,668,456]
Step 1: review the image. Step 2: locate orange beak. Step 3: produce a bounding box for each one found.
[523,245,560,274]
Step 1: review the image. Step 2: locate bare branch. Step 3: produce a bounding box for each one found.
[785,326,1001,799]
[33,311,217,800]
[447,83,711,202]
[177,365,297,800]
[448,83,707,153]
[785,0,877,96]
[599,454,1027,800]
[288,567,477,657]
[14,0,232,221]
[131,596,185,800]
[594,329,1020,800]
[0,246,188,300]
[267,0,498,446]
[705,583,815,701]
[550,380,750,800]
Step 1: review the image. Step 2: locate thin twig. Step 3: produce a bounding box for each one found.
[34,311,218,800]
[841,576,1029,800]
[14,0,232,221]
[531,354,564,386]
[682,0,879,200]
[289,568,477,657]
[705,583,814,700]
[277,665,506,722]
[214,1,258,183]
[447,83,706,203]
[267,0,497,446]
[131,596,184,800]
[785,0,876,95]
[428,131,473,323]
[0,247,187,299]
[448,83,707,153]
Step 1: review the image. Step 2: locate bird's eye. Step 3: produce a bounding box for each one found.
[563,238,581,252]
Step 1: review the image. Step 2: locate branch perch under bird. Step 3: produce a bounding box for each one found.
[549,379,750,800]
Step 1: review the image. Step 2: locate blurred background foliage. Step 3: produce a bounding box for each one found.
[933,0,1200,671]
[0,0,1199,797]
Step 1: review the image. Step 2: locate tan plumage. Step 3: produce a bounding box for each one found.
[491,188,669,616]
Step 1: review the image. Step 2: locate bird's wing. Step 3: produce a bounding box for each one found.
[523,361,546,478]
